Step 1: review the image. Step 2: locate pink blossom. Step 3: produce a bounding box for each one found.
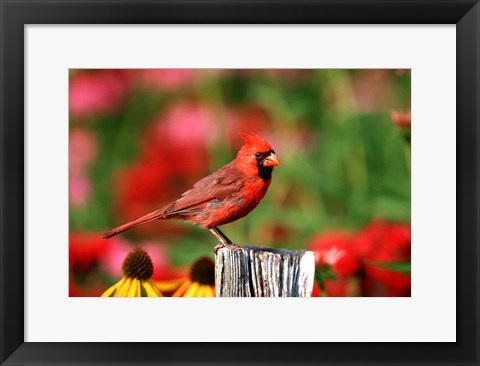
[69,128,98,207]
[69,70,130,119]
[69,172,91,207]
[69,128,98,170]
[102,239,175,281]
[151,102,218,177]
[102,237,132,278]
[154,102,218,147]
[350,70,394,112]
[137,69,197,90]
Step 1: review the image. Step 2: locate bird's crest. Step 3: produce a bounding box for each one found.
[240,132,273,152]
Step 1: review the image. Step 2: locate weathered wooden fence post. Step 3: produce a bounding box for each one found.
[215,245,315,297]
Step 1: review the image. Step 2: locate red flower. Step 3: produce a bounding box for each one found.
[363,243,410,296]
[113,102,217,235]
[390,110,411,128]
[69,232,111,270]
[116,160,172,217]
[311,278,358,297]
[354,220,410,260]
[354,220,411,296]
[309,231,360,277]
[324,279,350,297]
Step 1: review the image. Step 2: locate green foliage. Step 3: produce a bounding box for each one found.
[314,264,337,290]
[70,69,411,267]
[369,261,412,274]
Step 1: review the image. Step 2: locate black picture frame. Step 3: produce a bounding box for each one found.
[1,1,479,365]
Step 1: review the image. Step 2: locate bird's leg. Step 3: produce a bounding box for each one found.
[210,227,241,253]
[210,227,232,244]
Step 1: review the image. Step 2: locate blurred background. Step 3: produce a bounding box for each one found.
[69,69,411,297]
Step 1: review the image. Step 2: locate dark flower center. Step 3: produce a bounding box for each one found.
[122,247,153,280]
[190,257,215,286]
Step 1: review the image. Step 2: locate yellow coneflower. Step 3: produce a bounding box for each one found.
[102,247,162,297]
[156,257,215,297]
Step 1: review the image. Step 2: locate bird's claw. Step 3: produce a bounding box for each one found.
[214,242,242,254]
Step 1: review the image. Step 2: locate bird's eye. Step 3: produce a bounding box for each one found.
[255,152,261,158]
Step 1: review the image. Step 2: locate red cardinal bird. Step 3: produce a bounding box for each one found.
[103,133,280,251]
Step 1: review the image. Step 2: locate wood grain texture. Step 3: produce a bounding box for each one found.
[215,245,315,297]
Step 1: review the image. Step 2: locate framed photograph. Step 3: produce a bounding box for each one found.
[67,67,411,300]
[1,1,478,365]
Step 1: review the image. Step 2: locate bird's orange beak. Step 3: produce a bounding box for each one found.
[262,153,280,167]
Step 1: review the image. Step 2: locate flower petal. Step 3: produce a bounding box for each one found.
[135,280,141,297]
[172,279,191,297]
[205,286,215,297]
[155,278,188,292]
[184,282,200,297]
[196,285,205,297]
[115,278,131,297]
[101,278,123,297]
[148,279,163,297]
[127,279,140,297]
[142,280,162,297]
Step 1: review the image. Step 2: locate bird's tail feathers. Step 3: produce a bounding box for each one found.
[102,209,167,239]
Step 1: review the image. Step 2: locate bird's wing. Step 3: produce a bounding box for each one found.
[164,163,245,216]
